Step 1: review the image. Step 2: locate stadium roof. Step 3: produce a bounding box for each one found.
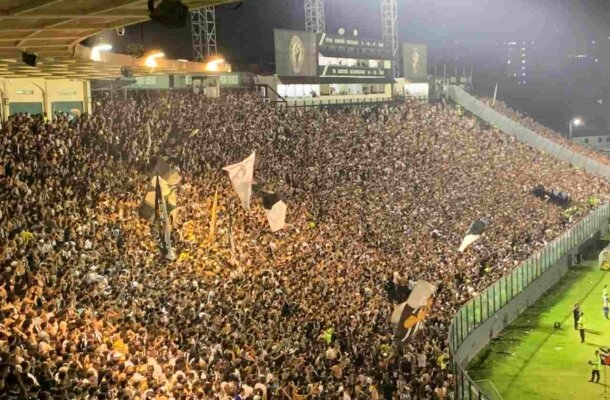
[0,0,233,79]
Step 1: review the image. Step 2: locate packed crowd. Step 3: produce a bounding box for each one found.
[481,96,610,166]
[1,90,609,399]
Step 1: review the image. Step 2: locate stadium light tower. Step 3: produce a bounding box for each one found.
[305,0,325,32]
[381,0,399,78]
[191,6,217,61]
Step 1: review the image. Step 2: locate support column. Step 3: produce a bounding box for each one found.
[83,80,92,114]
[0,79,7,121]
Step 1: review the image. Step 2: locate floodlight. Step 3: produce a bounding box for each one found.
[204,58,225,72]
[90,44,112,61]
[144,52,165,68]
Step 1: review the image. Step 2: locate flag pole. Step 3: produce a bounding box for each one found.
[208,187,219,244]
[228,199,236,262]
[156,174,175,261]
[492,82,499,107]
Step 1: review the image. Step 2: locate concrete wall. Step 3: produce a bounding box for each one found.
[0,78,91,118]
[451,205,610,400]
[454,236,589,366]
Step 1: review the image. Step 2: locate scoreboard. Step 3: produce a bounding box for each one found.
[274,29,394,81]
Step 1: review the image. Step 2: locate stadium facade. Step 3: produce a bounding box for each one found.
[0,78,91,120]
[258,29,398,106]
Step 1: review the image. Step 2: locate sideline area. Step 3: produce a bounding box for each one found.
[468,241,610,399]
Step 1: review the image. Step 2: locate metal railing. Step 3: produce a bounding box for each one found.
[276,96,395,109]
[405,95,429,103]
[448,203,610,399]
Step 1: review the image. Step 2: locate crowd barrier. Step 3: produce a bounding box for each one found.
[445,84,610,399]
[448,204,610,399]
[277,96,395,109]
[405,95,429,103]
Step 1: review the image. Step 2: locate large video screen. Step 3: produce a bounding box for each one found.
[403,43,428,80]
[274,29,318,77]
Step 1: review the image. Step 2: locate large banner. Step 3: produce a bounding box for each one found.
[403,43,428,80]
[274,29,318,77]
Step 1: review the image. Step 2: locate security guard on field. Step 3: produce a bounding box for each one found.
[590,350,601,383]
[578,312,586,343]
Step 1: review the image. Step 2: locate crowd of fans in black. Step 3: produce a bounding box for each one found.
[1,90,609,399]
[481,97,610,166]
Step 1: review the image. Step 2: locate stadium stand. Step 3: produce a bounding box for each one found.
[480,96,610,167]
[0,92,609,399]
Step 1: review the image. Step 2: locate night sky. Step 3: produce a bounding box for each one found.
[87,0,610,67]
[83,0,610,132]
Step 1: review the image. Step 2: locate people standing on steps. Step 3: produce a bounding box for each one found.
[574,303,581,330]
[578,311,586,343]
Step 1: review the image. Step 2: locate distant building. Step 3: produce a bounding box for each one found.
[571,127,610,152]
[503,40,533,86]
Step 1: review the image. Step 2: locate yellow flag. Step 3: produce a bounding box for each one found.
[208,189,219,242]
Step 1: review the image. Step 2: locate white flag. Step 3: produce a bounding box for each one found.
[264,201,287,232]
[458,234,481,252]
[262,192,287,232]
[458,219,487,252]
[222,151,255,210]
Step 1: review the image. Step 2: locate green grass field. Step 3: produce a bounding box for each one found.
[468,242,610,400]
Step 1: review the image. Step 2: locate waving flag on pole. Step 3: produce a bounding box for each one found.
[458,219,488,252]
[139,176,172,221]
[137,175,176,260]
[223,151,255,210]
[262,192,287,232]
[152,175,175,261]
[160,191,175,261]
[154,157,181,186]
[391,280,436,342]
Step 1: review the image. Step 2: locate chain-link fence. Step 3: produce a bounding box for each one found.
[449,204,610,399]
